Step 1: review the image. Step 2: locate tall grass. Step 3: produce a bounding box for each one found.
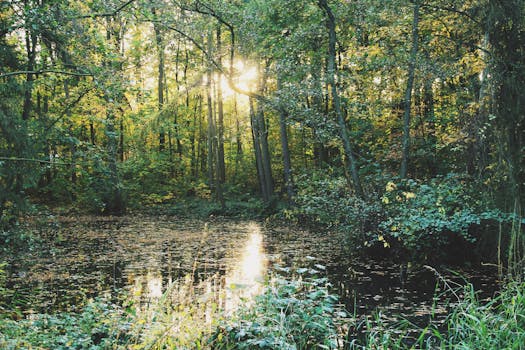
[444,280,525,349]
[347,277,525,349]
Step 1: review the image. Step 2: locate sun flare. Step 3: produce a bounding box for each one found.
[220,61,258,97]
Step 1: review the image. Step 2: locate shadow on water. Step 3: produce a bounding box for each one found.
[3,215,498,329]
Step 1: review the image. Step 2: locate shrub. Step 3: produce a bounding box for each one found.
[283,170,381,233]
[375,174,505,262]
[0,300,134,349]
[209,269,345,349]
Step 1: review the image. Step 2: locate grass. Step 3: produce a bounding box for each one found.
[346,278,525,350]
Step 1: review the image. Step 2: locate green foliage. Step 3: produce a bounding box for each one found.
[210,272,343,350]
[0,300,134,349]
[444,280,525,349]
[283,170,381,231]
[285,171,512,263]
[376,174,506,261]
[347,281,525,349]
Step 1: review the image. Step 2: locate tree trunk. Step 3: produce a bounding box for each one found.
[249,97,268,201]
[277,77,295,202]
[318,0,364,198]
[152,5,166,152]
[216,26,226,185]
[206,33,216,192]
[255,64,274,202]
[400,0,420,179]
[22,28,37,120]
[103,18,125,215]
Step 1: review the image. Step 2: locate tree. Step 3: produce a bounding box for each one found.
[318,0,364,198]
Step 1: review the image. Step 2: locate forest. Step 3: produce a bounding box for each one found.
[1,0,525,348]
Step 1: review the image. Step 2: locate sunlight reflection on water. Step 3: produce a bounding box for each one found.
[125,221,268,316]
[224,221,268,312]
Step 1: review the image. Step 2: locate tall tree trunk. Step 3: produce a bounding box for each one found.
[103,18,125,215]
[119,118,124,162]
[234,95,243,180]
[277,76,295,202]
[152,5,166,152]
[423,73,436,176]
[206,33,216,192]
[400,0,420,179]
[255,63,274,202]
[22,27,37,120]
[311,53,329,166]
[249,97,268,201]
[216,26,226,186]
[318,0,364,198]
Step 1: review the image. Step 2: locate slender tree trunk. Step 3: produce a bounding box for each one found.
[250,97,268,201]
[277,77,295,202]
[216,26,226,185]
[103,18,125,215]
[234,95,243,180]
[206,33,216,192]
[119,118,124,162]
[400,0,420,179]
[255,64,274,202]
[90,123,96,145]
[318,0,364,198]
[152,5,166,152]
[22,28,37,120]
[423,74,436,175]
[190,95,201,178]
[311,53,329,166]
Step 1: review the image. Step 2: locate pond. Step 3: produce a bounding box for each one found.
[3,214,498,329]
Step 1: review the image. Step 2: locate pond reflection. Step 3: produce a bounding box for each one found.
[224,222,267,311]
[122,221,267,315]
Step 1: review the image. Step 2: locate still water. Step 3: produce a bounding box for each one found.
[4,215,497,325]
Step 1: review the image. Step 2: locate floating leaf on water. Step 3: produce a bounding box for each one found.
[314,264,326,270]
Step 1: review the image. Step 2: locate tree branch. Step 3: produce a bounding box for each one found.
[76,0,136,19]
[0,157,71,166]
[420,3,481,26]
[161,23,266,101]
[0,69,92,78]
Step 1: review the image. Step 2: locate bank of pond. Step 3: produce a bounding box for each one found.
[0,215,523,349]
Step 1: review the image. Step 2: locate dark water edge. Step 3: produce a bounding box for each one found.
[2,214,499,331]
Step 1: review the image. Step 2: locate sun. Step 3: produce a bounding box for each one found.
[219,61,258,98]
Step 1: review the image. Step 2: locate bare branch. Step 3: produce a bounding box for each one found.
[0,157,71,166]
[162,23,266,101]
[420,3,481,26]
[0,69,92,78]
[76,0,136,19]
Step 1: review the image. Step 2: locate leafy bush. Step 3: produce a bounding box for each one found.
[209,270,345,349]
[0,300,134,349]
[375,174,505,261]
[283,170,381,232]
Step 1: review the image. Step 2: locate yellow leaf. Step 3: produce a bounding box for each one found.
[386,181,397,192]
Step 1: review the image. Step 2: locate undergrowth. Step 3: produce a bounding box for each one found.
[209,271,346,349]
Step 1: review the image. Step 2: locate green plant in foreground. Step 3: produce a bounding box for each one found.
[444,280,525,349]
[347,279,525,350]
[209,272,345,350]
[0,300,134,349]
